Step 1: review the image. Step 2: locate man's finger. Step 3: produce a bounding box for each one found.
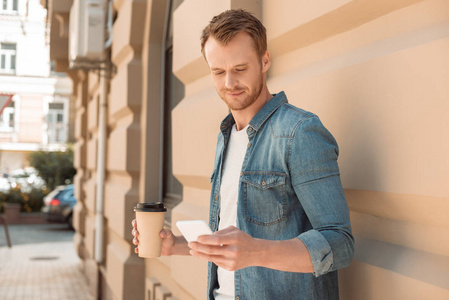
[190,242,230,256]
[132,219,137,228]
[214,225,238,234]
[190,248,225,261]
[160,229,172,239]
[197,231,238,245]
[190,250,235,270]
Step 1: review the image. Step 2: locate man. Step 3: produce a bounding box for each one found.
[132,9,354,300]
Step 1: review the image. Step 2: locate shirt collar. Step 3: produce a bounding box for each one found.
[248,91,287,131]
[219,91,288,134]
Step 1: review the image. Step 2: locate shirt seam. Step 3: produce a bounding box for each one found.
[286,115,317,176]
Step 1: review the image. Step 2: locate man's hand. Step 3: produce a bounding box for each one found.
[131,219,190,256]
[189,225,315,273]
[159,228,178,256]
[188,226,262,271]
[131,219,140,254]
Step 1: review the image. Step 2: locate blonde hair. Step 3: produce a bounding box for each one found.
[200,9,267,59]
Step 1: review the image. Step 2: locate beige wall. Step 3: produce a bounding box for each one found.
[170,0,449,299]
[0,151,28,171]
[262,1,448,298]
[64,0,449,299]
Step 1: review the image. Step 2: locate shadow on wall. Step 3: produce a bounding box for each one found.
[333,67,385,192]
[339,236,449,300]
[354,238,448,290]
[332,54,449,298]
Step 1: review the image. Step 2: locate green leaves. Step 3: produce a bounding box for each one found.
[28,147,77,191]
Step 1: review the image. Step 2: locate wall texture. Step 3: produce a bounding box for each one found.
[62,0,449,299]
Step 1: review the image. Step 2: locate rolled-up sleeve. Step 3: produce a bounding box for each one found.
[289,116,354,277]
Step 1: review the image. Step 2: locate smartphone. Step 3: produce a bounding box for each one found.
[176,220,213,242]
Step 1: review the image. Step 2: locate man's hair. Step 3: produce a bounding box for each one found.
[200,9,267,60]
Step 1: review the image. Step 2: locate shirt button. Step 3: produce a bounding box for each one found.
[212,222,216,229]
[240,172,243,176]
[248,127,253,131]
[247,142,251,147]
[236,297,240,300]
[262,179,266,186]
[215,195,218,201]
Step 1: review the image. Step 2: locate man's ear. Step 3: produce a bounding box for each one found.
[262,50,271,72]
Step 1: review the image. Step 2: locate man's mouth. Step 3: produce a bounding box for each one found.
[226,90,244,97]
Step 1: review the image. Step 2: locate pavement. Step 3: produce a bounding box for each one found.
[0,223,94,300]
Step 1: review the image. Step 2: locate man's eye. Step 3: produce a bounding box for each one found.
[214,71,224,76]
[236,69,246,72]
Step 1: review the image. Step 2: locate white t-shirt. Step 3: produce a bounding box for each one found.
[214,124,249,300]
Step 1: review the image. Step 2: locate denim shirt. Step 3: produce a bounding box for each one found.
[207,92,354,300]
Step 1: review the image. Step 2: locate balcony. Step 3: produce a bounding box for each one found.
[45,122,68,144]
[0,122,68,145]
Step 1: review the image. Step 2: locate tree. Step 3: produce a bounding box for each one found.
[28,147,77,191]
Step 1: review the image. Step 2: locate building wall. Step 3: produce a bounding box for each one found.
[0,150,28,171]
[259,1,449,299]
[0,0,49,77]
[0,0,74,173]
[66,0,449,299]
[71,68,97,298]
[72,0,148,299]
[169,0,449,299]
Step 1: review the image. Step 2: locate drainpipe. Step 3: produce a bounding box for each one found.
[94,0,112,265]
[94,72,107,264]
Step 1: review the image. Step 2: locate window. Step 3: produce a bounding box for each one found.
[0,43,16,74]
[0,100,15,130]
[46,102,67,143]
[1,0,18,13]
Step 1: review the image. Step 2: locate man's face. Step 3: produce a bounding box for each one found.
[204,32,269,111]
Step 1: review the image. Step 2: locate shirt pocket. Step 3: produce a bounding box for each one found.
[241,171,287,226]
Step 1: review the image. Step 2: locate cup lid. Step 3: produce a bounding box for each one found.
[134,202,167,212]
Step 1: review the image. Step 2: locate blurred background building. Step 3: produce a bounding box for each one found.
[42,0,449,299]
[0,0,74,174]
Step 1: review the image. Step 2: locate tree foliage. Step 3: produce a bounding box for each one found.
[28,148,77,191]
[0,186,47,213]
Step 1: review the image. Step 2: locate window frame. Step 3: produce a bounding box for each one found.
[46,102,66,143]
[0,0,19,14]
[0,99,16,132]
[160,0,184,225]
[0,43,17,74]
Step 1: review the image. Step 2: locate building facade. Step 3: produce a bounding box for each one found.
[43,0,449,299]
[0,0,74,174]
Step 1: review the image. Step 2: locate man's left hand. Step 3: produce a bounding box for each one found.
[188,226,262,271]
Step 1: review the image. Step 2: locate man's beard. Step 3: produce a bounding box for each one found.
[219,74,264,111]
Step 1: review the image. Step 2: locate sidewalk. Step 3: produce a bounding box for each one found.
[0,224,94,300]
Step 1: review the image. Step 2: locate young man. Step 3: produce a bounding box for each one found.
[132,9,354,300]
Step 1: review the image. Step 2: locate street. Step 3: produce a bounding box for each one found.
[0,223,94,300]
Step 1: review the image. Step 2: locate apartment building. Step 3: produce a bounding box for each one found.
[0,0,73,173]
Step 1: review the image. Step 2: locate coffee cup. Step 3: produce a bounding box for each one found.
[134,202,167,258]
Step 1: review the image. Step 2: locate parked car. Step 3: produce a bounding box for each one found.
[41,184,76,228]
[43,185,66,205]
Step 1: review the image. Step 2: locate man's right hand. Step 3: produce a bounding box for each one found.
[131,219,185,256]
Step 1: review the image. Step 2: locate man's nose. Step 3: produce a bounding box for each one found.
[225,73,238,89]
